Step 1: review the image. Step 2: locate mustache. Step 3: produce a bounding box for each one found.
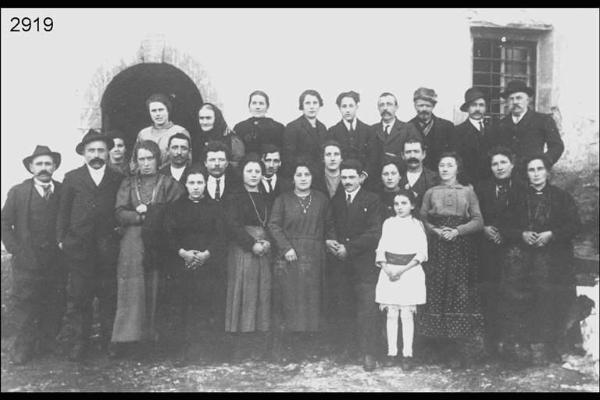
[89,158,105,166]
[418,110,431,115]
[405,157,420,164]
[381,111,392,116]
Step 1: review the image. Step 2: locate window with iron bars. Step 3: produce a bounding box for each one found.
[472,37,537,123]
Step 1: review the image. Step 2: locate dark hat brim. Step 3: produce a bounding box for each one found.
[499,86,535,99]
[460,97,485,112]
[23,152,62,172]
[76,135,115,155]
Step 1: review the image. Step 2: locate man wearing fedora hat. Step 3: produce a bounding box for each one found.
[496,80,564,171]
[57,129,124,361]
[1,145,66,364]
[453,87,496,184]
[407,87,456,171]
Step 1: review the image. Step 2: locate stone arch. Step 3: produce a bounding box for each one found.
[79,34,220,137]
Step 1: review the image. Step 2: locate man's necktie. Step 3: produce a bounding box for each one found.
[266,178,273,193]
[346,193,352,205]
[43,185,52,201]
[215,178,221,201]
[384,125,390,135]
[479,120,485,134]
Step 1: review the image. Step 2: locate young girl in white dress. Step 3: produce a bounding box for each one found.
[375,189,428,370]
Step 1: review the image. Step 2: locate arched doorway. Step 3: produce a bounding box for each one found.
[100,63,203,156]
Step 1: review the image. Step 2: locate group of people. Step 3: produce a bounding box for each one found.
[2,79,582,373]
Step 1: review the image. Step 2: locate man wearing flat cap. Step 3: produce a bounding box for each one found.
[454,87,496,184]
[496,80,564,171]
[1,146,66,365]
[407,87,456,171]
[57,129,124,361]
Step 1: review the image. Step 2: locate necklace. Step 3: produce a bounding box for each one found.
[247,191,268,228]
[296,192,312,215]
[135,174,160,205]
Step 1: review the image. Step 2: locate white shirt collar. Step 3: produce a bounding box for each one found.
[343,119,356,131]
[170,164,186,181]
[469,117,485,131]
[512,109,528,124]
[382,119,395,132]
[33,178,54,197]
[344,187,360,203]
[262,174,277,192]
[207,174,225,198]
[86,164,106,186]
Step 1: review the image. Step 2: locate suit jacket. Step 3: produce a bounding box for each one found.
[370,118,415,174]
[260,173,293,205]
[496,110,564,168]
[1,178,62,269]
[398,167,440,210]
[327,119,374,168]
[330,188,382,284]
[453,119,496,184]
[56,165,124,260]
[203,167,243,203]
[282,116,328,176]
[408,114,455,171]
[159,163,190,185]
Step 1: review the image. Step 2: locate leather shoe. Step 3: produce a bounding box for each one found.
[383,355,397,367]
[400,356,416,371]
[363,354,376,371]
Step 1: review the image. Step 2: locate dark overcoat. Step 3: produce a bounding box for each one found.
[453,119,496,184]
[56,165,124,262]
[495,110,564,168]
[159,163,190,185]
[1,178,62,269]
[407,114,455,171]
[327,119,374,169]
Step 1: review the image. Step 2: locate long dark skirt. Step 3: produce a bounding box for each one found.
[273,237,325,332]
[417,215,484,339]
[225,226,271,333]
[497,245,574,345]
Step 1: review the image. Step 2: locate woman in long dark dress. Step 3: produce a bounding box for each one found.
[497,155,581,366]
[268,159,335,362]
[473,146,525,357]
[418,151,484,368]
[223,154,274,361]
[111,140,184,356]
[162,165,226,364]
[234,90,285,155]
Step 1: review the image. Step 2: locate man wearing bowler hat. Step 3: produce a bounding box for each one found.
[496,80,564,170]
[454,87,496,184]
[1,146,66,364]
[57,129,124,361]
[407,87,456,171]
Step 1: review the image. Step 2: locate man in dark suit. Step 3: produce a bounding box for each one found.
[495,80,564,172]
[282,89,328,176]
[407,87,455,171]
[328,159,383,371]
[327,91,374,181]
[1,146,66,365]
[57,130,124,361]
[159,132,191,185]
[203,140,242,203]
[260,144,292,204]
[398,139,439,210]
[370,92,419,185]
[474,145,526,358]
[454,87,496,185]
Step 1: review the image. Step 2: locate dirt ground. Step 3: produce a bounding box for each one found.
[1,337,598,392]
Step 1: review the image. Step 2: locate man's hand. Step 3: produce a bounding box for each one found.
[58,242,63,250]
[326,240,340,254]
[336,244,348,260]
[136,204,148,214]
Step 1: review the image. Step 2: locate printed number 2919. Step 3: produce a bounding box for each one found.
[10,17,53,32]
